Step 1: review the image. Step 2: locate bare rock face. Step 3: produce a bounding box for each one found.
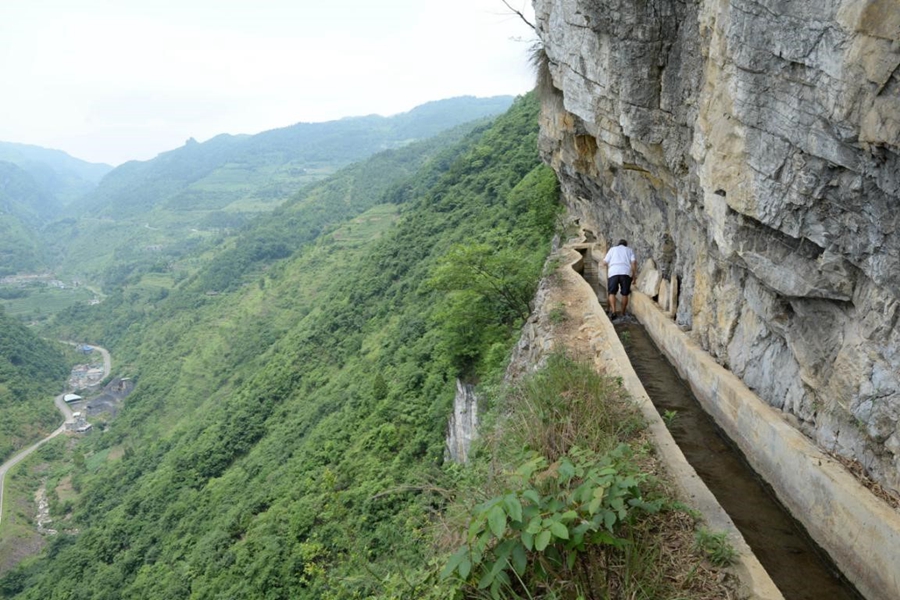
[534,0,900,491]
[445,379,480,463]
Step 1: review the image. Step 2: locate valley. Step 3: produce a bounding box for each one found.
[0,13,896,591]
[0,95,569,598]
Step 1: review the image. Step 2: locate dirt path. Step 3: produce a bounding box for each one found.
[0,343,111,529]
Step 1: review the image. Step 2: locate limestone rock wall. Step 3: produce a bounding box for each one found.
[534,0,900,492]
[445,379,480,463]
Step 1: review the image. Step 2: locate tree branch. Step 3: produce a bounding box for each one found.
[501,0,536,32]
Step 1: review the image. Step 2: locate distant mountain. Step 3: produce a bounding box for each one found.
[385,95,519,139]
[0,140,113,206]
[0,161,57,275]
[0,139,111,276]
[74,95,515,219]
[49,95,514,285]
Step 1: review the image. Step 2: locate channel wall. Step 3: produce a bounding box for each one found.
[577,241,900,600]
[564,245,784,600]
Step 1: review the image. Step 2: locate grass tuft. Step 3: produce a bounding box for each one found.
[694,529,738,567]
[505,352,644,461]
[438,353,738,599]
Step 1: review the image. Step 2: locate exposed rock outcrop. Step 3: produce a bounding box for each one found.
[534,0,900,491]
[445,379,480,463]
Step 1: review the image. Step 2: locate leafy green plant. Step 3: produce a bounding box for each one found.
[694,528,737,567]
[442,446,661,599]
[662,410,678,426]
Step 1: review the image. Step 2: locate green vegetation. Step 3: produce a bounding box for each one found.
[0,309,69,463]
[662,409,679,426]
[44,96,513,288]
[34,99,511,297]
[0,142,111,277]
[0,140,111,206]
[437,354,729,599]
[0,92,735,600]
[0,163,55,276]
[442,446,662,599]
[694,529,737,567]
[0,284,96,323]
[428,243,541,375]
[548,303,567,324]
[2,94,561,599]
[0,447,50,575]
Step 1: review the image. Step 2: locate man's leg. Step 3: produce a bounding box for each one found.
[619,275,633,316]
[607,275,620,317]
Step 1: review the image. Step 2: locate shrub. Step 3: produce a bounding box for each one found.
[442,446,661,599]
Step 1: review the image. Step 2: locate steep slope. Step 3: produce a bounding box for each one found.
[0,141,111,207]
[54,96,514,286]
[0,162,56,275]
[73,95,514,220]
[0,142,110,276]
[534,0,900,493]
[0,308,68,463]
[48,117,492,309]
[3,95,559,598]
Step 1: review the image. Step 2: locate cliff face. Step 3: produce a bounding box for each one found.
[534,0,900,491]
[445,379,480,463]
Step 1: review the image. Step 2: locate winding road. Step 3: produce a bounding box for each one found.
[0,344,111,528]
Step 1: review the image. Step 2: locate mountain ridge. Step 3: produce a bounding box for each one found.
[73,95,515,219]
[0,141,112,206]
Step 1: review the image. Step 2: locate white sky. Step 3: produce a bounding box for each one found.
[0,0,537,166]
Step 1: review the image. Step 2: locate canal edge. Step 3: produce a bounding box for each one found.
[560,242,785,600]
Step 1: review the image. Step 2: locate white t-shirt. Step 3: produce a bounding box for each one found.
[604,245,636,277]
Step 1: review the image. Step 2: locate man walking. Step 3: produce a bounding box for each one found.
[602,239,637,319]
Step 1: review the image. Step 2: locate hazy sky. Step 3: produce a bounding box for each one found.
[0,0,537,166]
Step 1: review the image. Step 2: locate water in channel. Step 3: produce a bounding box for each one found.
[612,319,863,600]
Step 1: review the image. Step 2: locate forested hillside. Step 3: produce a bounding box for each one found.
[0,162,58,276]
[49,96,513,288]
[3,94,559,598]
[75,95,514,220]
[0,141,111,207]
[0,308,68,463]
[50,117,496,342]
[0,141,108,277]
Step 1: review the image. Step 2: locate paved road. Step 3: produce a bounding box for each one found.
[0,343,111,529]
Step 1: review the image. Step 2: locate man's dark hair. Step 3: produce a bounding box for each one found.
[618,239,628,247]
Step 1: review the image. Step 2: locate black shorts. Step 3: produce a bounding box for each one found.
[607,274,633,296]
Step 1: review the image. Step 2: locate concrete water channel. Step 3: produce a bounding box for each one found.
[615,319,862,600]
[563,240,900,600]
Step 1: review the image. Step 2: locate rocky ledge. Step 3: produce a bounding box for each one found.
[534,0,900,493]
